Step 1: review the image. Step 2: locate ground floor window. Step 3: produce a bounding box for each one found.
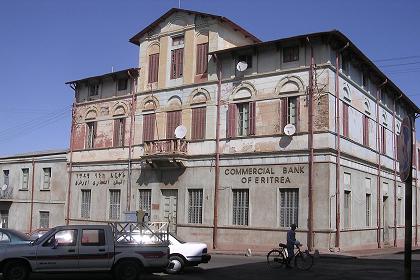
[0,210,8,228]
[232,189,249,226]
[81,190,91,219]
[344,191,351,229]
[188,189,203,224]
[39,211,50,229]
[366,194,371,227]
[139,189,151,214]
[280,188,299,227]
[109,190,121,220]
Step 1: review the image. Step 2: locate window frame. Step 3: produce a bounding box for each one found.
[81,189,91,219]
[109,189,121,220]
[113,118,126,148]
[117,78,128,91]
[237,54,253,69]
[21,168,29,190]
[279,188,299,228]
[148,53,160,84]
[138,189,152,214]
[344,190,351,229]
[191,107,206,140]
[39,211,50,229]
[283,46,299,63]
[42,168,51,190]
[86,122,96,149]
[81,229,105,246]
[232,189,249,226]
[188,189,203,224]
[366,193,371,227]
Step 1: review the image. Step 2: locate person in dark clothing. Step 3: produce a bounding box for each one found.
[286,224,297,268]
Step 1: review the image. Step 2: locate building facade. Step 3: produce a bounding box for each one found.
[0,150,68,233]
[5,8,413,252]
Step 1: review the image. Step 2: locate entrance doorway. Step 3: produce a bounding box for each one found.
[383,196,389,245]
[161,189,178,233]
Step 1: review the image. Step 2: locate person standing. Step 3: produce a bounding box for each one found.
[286,224,297,268]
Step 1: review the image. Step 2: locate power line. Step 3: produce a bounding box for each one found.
[378,61,420,68]
[373,55,420,62]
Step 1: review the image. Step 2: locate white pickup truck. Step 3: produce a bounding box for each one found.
[0,224,169,280]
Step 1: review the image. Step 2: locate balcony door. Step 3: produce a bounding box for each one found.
[161,189,178,233]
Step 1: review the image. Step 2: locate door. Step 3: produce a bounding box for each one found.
[161,189,178,233]
[383,196,389,244]
[35,229,79,271]
[78,228,112,270]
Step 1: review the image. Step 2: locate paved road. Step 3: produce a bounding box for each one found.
[27,254,420,280]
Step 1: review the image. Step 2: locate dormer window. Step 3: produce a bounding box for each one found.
[117,78,128,91]
[238,54,253,69]
[283,46,299,63]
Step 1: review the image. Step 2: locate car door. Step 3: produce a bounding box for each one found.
[35,229,79,271]
[78,228,112,271]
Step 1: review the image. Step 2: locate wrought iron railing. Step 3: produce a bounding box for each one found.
[144,139,188,155]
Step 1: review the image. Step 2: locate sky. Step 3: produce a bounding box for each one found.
[0,0,420,156]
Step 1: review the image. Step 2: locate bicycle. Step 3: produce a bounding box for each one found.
[267,243,314,271]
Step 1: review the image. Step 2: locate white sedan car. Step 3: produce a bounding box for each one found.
[165,233,211,274]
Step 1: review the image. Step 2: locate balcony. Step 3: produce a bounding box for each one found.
[0,186,13,201]
[143,139,188,168]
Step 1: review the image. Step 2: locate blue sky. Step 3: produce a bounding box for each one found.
[0,0,419,156]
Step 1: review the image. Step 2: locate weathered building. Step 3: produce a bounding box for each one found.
[0,150,68,233]
[64,8,420,251]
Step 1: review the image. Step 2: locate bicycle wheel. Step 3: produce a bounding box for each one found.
[294,251,314,271]
[267,249,286,268]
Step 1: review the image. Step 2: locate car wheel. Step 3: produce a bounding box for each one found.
[113,260,140,280]
[3,261,30,280]
[166,255,185,274]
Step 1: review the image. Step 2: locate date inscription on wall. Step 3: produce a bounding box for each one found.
[74,171,126,187]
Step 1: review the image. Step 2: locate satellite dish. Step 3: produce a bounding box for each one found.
[1,185,8,191]
[284,124,296,136]
[236,61,248,72]
[175,125,187,139]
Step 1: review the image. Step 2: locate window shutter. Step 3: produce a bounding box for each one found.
[248,101,256,135]
[166,111,182,139]
[171,50,176,79]
[295,96,300,132]
[343,103,349,137]
[382,127,386,154]
[143,114,155,142]
[192,107,206,140]
[178,49,184,77]
[196,43,208,75]
[113,119,119,147]
[227,104,237,138]
[363,115,369,146]
[280,98,288,133]
[148,53,159,83]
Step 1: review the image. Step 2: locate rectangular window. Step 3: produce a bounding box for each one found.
[188,189,203,224]
[381,126,386,154]
[109,190,121,220]
[196,43,208,75]
[3,170,9,186]
[232,189,249,226]
[343,103,349,137]
[366,194,371,227]
[117,78,128,91]
[363,115,369,146]
[172,36,184,46]
[39,211,49,229]
[0,210,9,228]
[283,46,299,63]
[344,172,351,188]
[171,48,184,79]
[281,97,299,131]
[21,168,29,190]
[362,72,369,88]
[166,110,182,139]
[113,118,125,147]
[88,84,99,98]
[237,103,249,136]
[143,113,155,142]
[397,198,402,225]
[138,189,151,214]
[280,189,299,227]
[148,53,159,83]
[341,56,349,74]
[81,229,105,246]
[344,191,351,229]
[42,168,51,190]
[81,190,91,219]
[288,97,297,126]
[86,122,96,149]
[238,54,253,68]
[191,107,206,140]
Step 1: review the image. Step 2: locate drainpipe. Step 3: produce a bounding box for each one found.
[393,94,401,247]
[376,79,387,248]
[414,123,418,246]
[334,42,349,249]
[66,96,76,225]
[212,54,222,249]
[29,158,35,233]
[127,69,138,212]
[306,37,315,251]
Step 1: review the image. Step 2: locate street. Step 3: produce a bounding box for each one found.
[27,253,420,280]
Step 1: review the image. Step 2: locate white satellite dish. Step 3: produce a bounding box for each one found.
[236,61,248,72]
[175,125,187,139]
[284,124,296,136]
[1,184,8,191]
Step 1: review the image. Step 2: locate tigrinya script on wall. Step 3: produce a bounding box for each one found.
[223,165,305,184]
[74,172,126,187]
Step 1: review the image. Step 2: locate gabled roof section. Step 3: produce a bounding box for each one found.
[65,68,139,85]
[129,8,261,46]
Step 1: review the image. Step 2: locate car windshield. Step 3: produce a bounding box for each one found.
[6,229,31,241]
[170,233,185,244]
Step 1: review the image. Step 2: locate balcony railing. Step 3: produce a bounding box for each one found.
[0,186,13,200]
[144,139,188,156]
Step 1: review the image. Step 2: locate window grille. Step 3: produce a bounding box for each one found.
[232,189,249,226]
[109,190,121,220]
[39,211,49,229]
[280,189,299,227]
[188,189,203,224]
[86,122,96,149]
[81,190,91,219]
[139,189,151,214]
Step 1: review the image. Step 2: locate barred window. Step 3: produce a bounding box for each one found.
[188,189,203,224]
[280,189,299,227]
[366,194,371,227]
[232,189,249,226]
[109,190,121,220]
[81,190,91,219]
[139,189,151,214]
[42,168,51,190]
[39,211,49,229]
[344,191,351,229]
